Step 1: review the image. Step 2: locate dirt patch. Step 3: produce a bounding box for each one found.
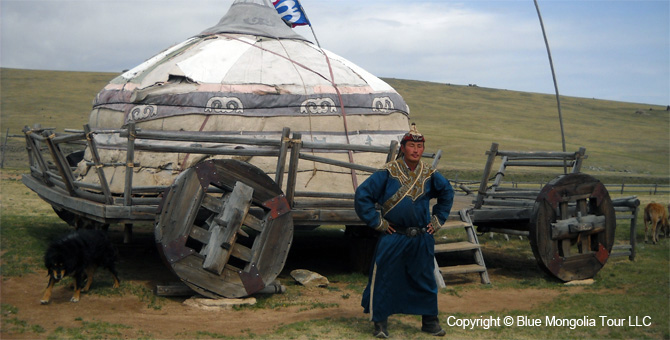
[0,173,611,339]
[1,223,601,340]
[1,271,571,339]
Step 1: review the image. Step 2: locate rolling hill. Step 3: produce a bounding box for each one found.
[1,68,668,182]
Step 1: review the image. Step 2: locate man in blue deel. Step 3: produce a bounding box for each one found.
[354,123,454,338]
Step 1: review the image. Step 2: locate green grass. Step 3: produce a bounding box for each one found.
[1,303,46,335]
[0,214,70,276]
[47,320,133,340]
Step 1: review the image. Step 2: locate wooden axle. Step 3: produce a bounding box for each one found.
[550,213,606,240]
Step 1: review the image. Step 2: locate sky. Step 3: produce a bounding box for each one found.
[1,0,668,106]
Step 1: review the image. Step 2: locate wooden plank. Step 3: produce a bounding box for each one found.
[125,129,282,147]
[157,170,206,242]
[471,207,533,223]
[243,213,264,232]
[248,212,293,281]
[124,123,136,207]
[486,191,539,198]
[189,226,211,244]
[134,144,279,157]
[489,155,508,193]
[23,174,103,216]
[290,208,362,224]
[1,128,9,168]
[435,241,480,253]
[172,255,246,298]
[43,131,77,196]
[609,251,632,258]
[131,185,169,194]
[479,199,536,208]
[431,149,443,169]
[274,127,291,188]
[386,140,399,163]
[293,199,355,209]
[558,252,603,280]
[439,264,486,275]
[83,124,113,204]
[202,182,253,275]
[206,160,280,204]
[504,160,575,167]
[231,243,253,262]
[571,147,586,173]
[487,228,530,237]
[497,150,580,159]
[285,133,302,205]
[298,153,378,173]
[629,205,638,261]
[50,132,86,144]
[201,193,225,213]
[474,143,498,209]
[440,220,469,230]
[295,191,355,199]
[301,140,389,153]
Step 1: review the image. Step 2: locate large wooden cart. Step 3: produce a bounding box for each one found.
[22,125,633,297]
[470,142,638,281]
[22,123,440,298]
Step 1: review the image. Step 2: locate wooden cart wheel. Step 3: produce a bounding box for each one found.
[155,159,293,298]
[529,173,616,282]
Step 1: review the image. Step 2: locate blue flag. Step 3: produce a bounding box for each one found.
[272,0,310,27]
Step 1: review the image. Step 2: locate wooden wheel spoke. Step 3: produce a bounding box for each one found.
[201,192,227,213]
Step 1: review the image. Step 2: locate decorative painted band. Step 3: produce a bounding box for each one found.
[93,90,409,123]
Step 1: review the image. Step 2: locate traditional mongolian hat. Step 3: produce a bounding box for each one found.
[401,123,425,144]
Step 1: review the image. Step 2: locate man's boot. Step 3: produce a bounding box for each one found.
[373,319,389,338]
[421,315,446,336]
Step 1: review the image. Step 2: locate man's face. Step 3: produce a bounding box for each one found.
[401,141,424,164]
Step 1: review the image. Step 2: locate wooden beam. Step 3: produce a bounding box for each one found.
[122,129,282,147]
[83,124,113,204]
[274,127,291,189]
[202,182,253,275]
[42,131,76,196]
[298,153,378,173]
[285,133,302,206]
[474,143,498,209]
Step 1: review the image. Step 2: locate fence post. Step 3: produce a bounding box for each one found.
[0,128,8,168]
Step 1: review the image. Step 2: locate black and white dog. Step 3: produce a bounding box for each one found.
[41,229,120,304]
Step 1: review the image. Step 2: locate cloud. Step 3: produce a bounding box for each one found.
[1,0,229,72]
[1,0,668,105]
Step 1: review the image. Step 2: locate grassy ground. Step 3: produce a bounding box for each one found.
[1,167,669,339]
[1,68,669,338]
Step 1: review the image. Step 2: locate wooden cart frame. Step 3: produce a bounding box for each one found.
[22,125,637,296]
[470,142,638,281]
[21,123,443,297]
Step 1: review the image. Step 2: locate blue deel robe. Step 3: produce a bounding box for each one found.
[354,159,454,322]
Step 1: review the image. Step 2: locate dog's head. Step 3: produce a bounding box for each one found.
[44,243,76,281]
[44,251,67,281]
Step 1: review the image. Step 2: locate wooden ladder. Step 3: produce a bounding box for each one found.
[435,209,490,284]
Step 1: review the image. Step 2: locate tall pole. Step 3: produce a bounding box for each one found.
[534,0,567,156]
[297,3,321,48]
